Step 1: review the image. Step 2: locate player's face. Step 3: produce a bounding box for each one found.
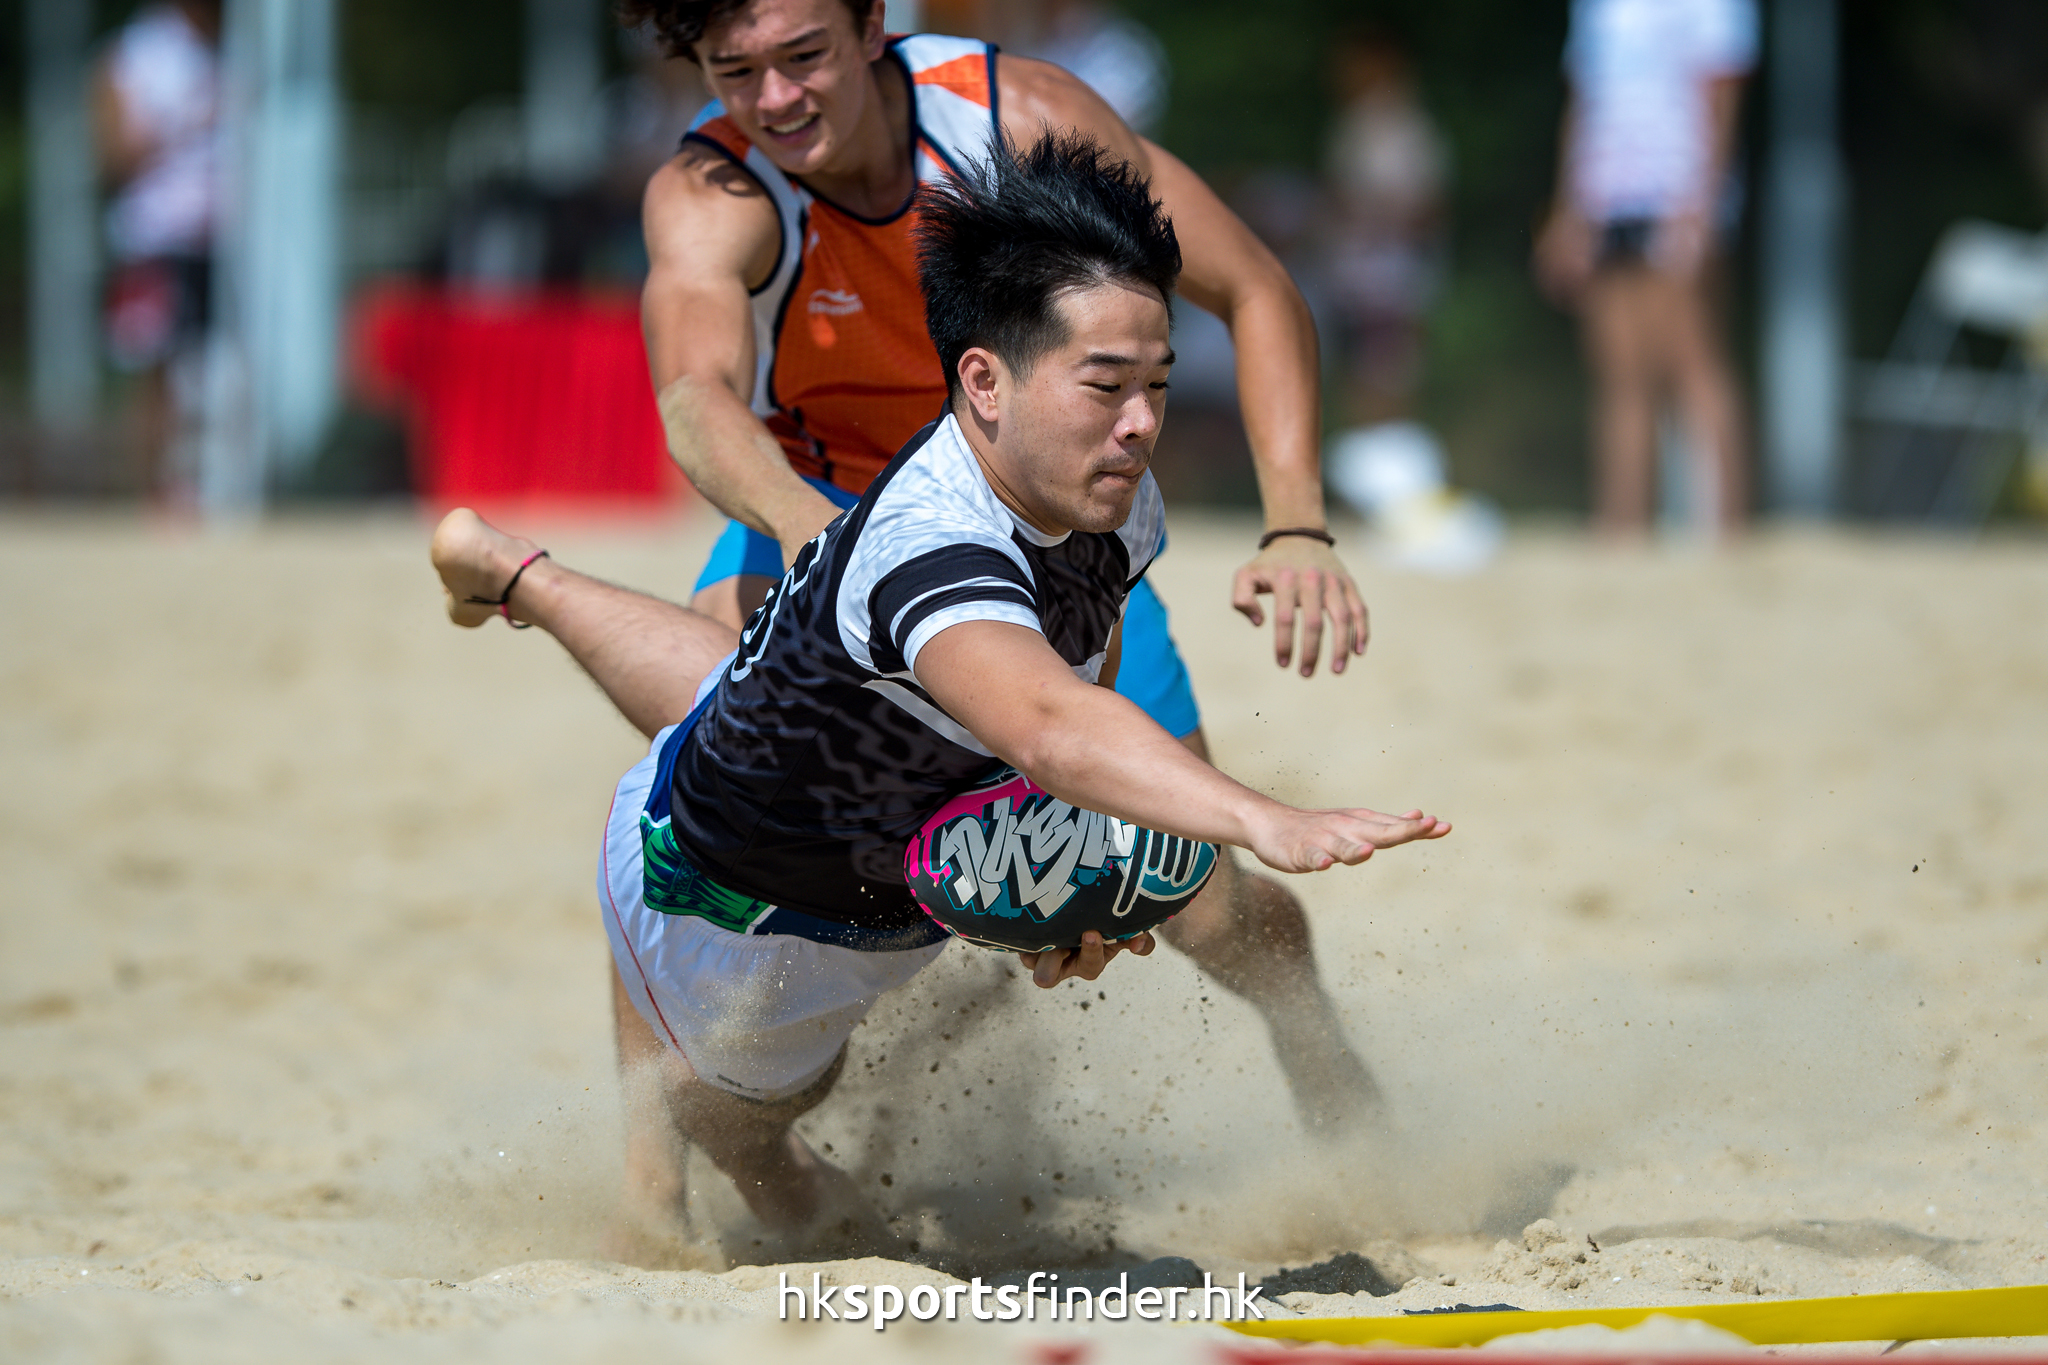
[1002,281,1174,535]
[697,0,887,178]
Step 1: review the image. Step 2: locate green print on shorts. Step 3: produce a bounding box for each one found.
[640,815,773,933]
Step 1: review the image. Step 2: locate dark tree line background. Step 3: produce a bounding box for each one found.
[0,0,2040,510]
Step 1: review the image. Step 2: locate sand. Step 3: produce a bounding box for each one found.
[4,508,2047,1360]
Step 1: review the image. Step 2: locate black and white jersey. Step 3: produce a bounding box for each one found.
[668,413,1167,929]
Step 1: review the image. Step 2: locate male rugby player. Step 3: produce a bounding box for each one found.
[433,135,1446,1259]
[598,0,1386,1133]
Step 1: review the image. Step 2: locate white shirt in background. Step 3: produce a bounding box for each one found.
[104,4,219,262]
[1564,0,1757,223]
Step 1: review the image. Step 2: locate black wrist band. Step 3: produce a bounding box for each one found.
[463,549,550,630]
[1258,526,1336,550]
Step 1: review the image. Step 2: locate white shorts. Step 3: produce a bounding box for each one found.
[599,720,948,1103]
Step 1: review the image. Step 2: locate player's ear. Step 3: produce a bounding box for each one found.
[958,348,1003,426]
[857,0,887,59]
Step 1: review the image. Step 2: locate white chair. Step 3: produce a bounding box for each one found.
[1853,219,2048,522]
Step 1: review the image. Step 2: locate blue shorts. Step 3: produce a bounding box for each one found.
[692,482,1203,739]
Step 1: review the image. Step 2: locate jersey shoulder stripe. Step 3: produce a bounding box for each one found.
[915,52,994,106]
[895,583,1042,678]
[898,33,1000,177]
[868,545,1037,675]
[833,419,1034,674]
[897,32,996,101]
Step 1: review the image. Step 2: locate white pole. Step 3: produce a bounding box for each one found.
[526,0,604,189]
[25,0,99,436]
[205,0,341,518]
[203,0,261,518]
[253,0,341,475]
[1761,0,1846,517]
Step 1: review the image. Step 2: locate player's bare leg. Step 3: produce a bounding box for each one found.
[1583,268,1660,539]
[433,513,889,1264]
[430,508,738,738]
[1155,728,1383,1136]
[602,968,898,1267]
[1662,269,1747,537]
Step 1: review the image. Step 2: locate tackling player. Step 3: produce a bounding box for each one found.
[603,0,1389,1139]
[431,134,1446,1259]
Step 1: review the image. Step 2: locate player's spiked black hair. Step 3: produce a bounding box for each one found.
[615,0,879,62]
[917,131,1182,402]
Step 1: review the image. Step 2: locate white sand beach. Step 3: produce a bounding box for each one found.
[4,510,2046,1359]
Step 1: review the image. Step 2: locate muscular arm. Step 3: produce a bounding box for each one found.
[917,620,1447,873]
[640,146,844,564]
[999,58,1369,676]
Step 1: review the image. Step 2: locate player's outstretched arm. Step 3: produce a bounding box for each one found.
[915,620,1447,875]
[641,145,845,565]
[998,58,1369,677]
[1145,140,1370,678]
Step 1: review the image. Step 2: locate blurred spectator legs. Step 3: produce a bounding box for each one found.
[1581,259,1746,538]
[104,255,212,506]
[1331,289,1428,429]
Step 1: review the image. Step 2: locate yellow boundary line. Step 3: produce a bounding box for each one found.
[1224,1284,2048,1348]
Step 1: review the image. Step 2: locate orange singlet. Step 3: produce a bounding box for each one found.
[684,34,999,496]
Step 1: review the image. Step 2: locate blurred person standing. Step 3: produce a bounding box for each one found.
[1319,35,1498,576]
[1536,0,1755,539]
[94,0,222,504]
[1325,29,1447,427]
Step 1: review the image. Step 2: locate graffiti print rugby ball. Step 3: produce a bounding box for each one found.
[904,770,1218,952]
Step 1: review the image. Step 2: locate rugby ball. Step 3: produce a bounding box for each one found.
[904,769,1218,953]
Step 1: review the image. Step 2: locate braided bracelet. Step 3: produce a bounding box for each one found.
[463,549,550,629]
[1257,526,1336,551]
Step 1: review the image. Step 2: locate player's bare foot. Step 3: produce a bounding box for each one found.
[429,508,542,628]
[731,1151,907,1266]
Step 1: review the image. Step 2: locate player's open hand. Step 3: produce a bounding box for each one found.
[1247,806,1450,875]
[1017,929,1155,990]
[1231,537,1369,677]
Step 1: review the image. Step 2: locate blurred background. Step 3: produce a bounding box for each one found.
[0,0,2042,530]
